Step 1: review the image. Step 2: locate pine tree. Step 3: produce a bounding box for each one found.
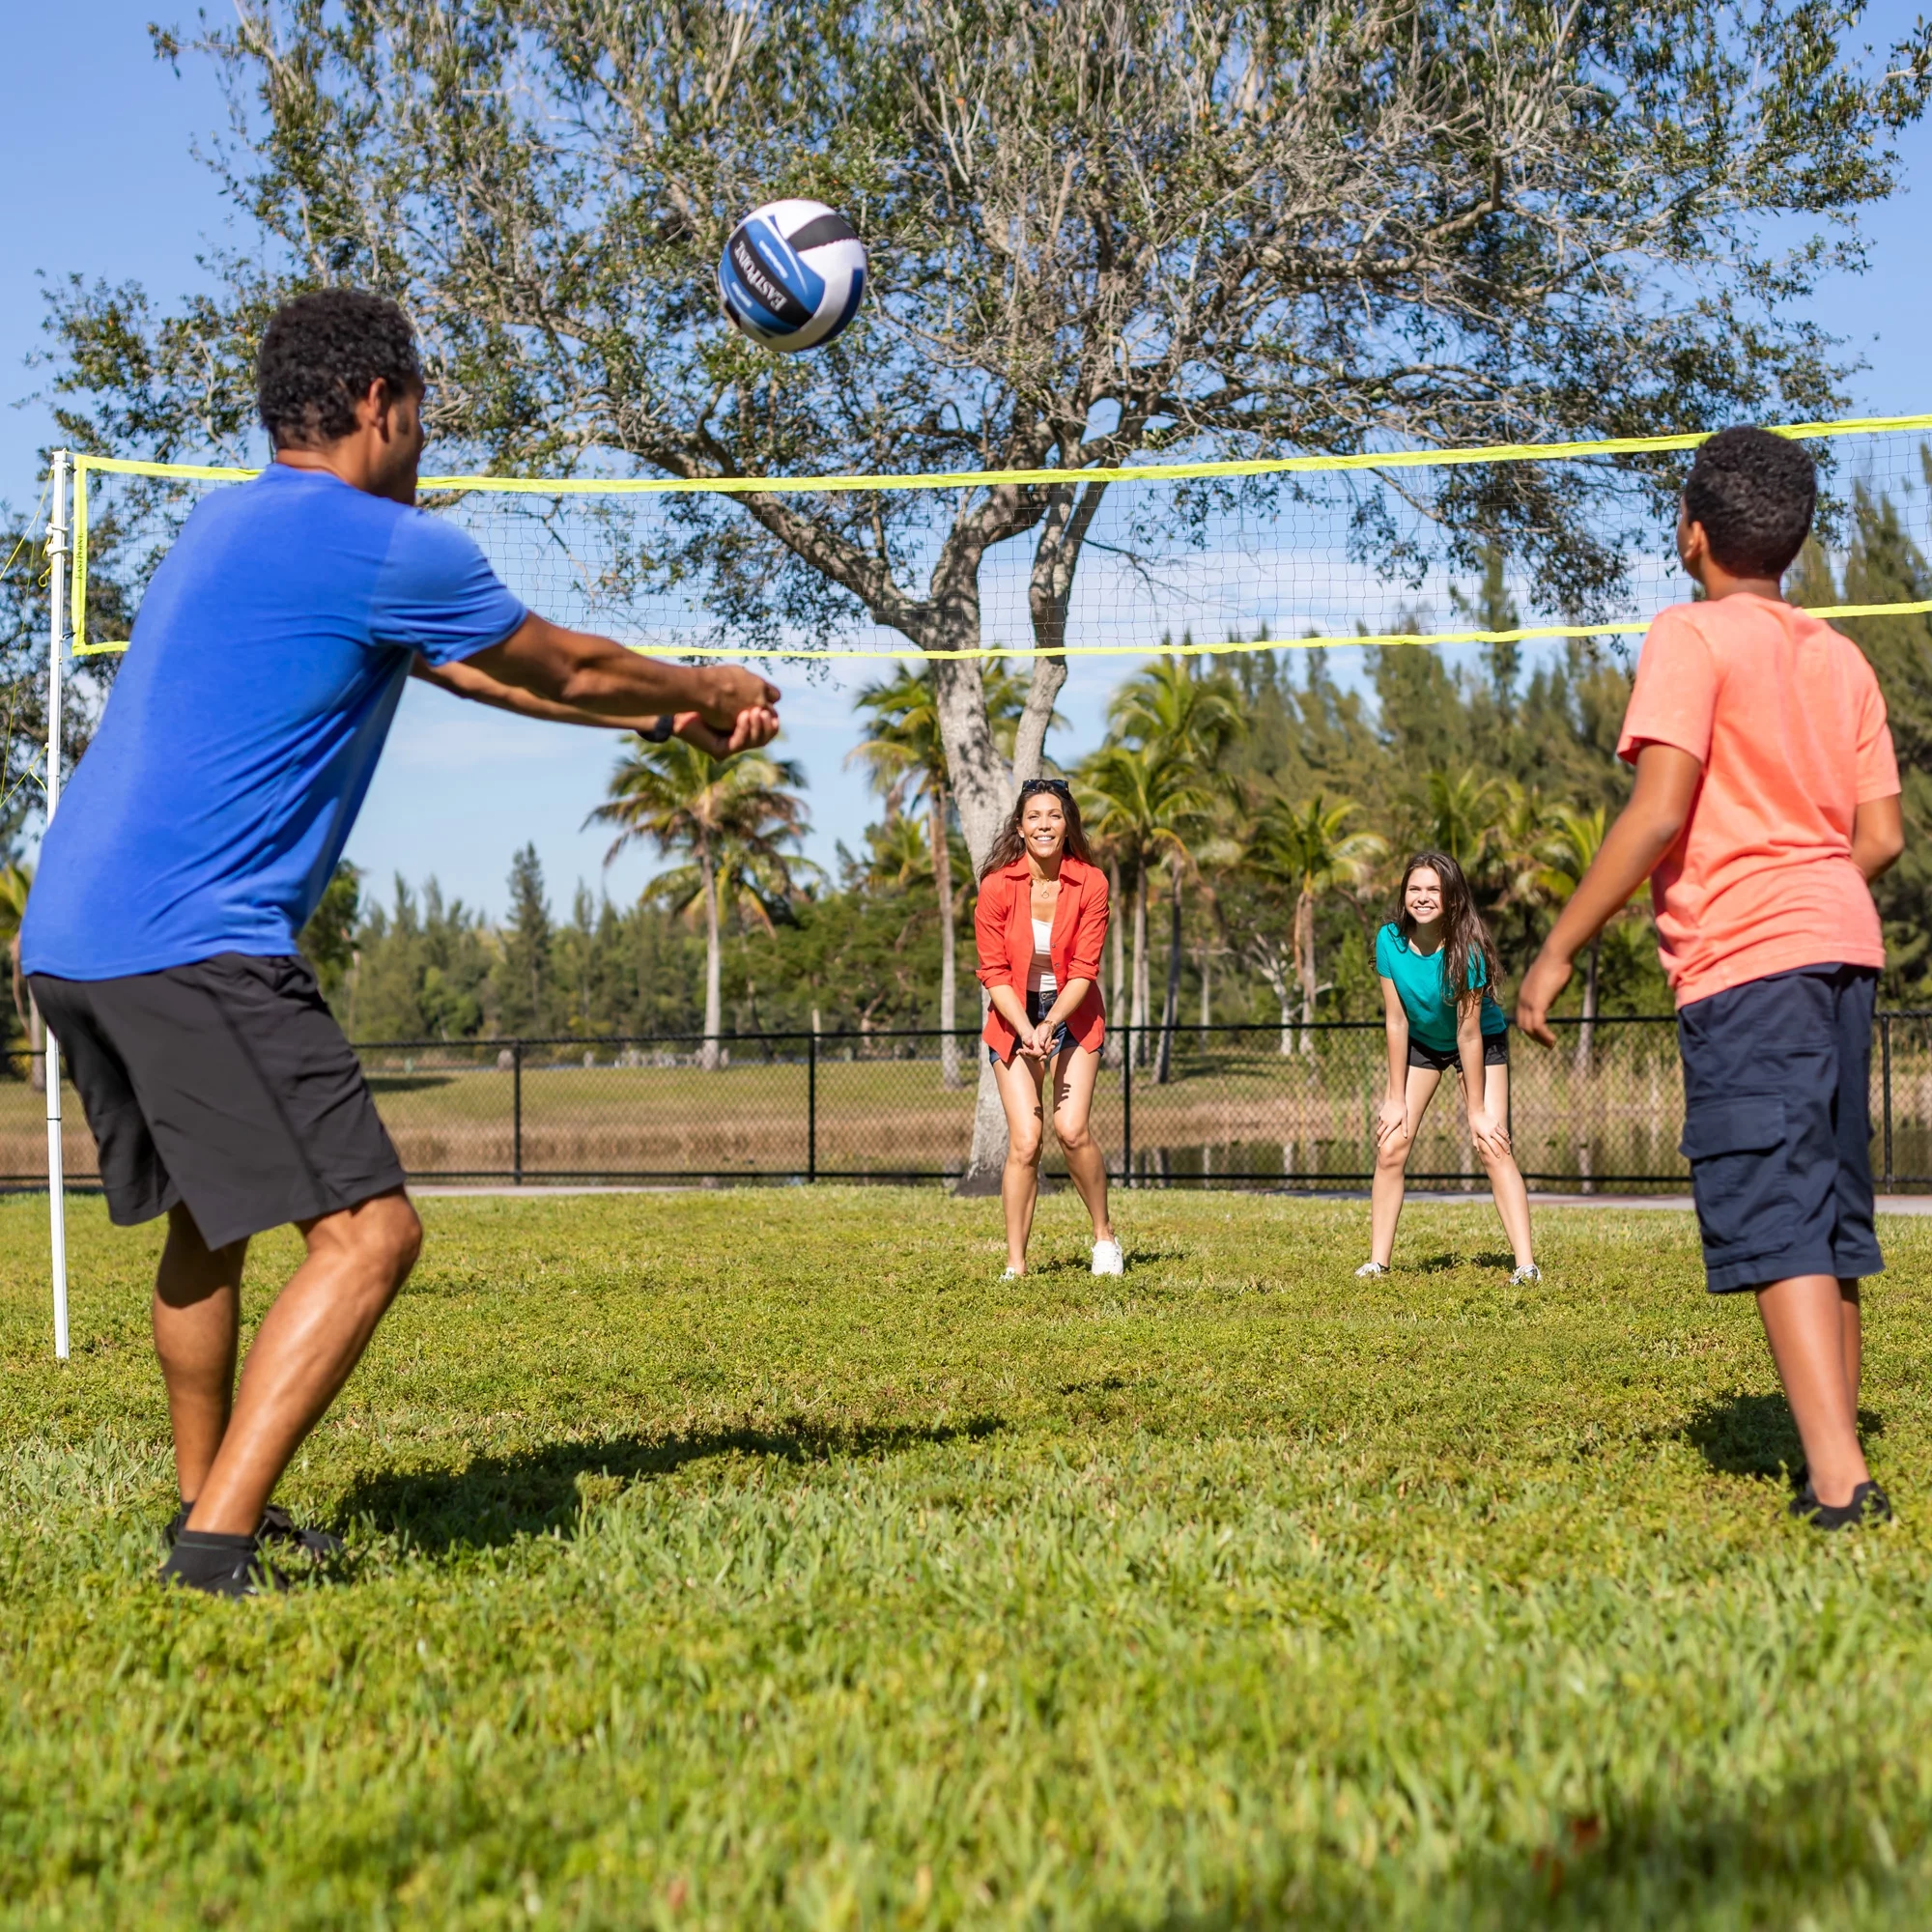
[497,844,554,1037]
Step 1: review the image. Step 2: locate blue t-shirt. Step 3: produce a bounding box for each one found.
[1374,922,1507,1052]
[23,464,526,979]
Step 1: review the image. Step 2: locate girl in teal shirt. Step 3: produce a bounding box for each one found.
[1359,851,1539,1282]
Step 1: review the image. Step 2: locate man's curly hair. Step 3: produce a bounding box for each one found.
[1682,425,1816,579]
[256,290,424,449]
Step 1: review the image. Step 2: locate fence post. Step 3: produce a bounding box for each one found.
[1122,1024,1133,1186]
[512,1041,524,1186]
[808,1029,817,1183]
[1882,1013,1893,1191]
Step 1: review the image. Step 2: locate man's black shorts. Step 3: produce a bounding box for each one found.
[1407,1031,1509,1073]
[1677,962,1882,1294]
[29,954,405,1249]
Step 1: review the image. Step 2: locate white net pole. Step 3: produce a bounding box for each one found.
[43,452,69,1362]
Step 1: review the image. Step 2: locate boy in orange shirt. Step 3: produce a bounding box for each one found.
[1519,426,1905,1529]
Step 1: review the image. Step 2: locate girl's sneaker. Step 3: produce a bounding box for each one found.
[1353,1260,1390,1279]
[1091,1238,1124,1277]
[1788,1480,1892,1530]
[1001,1266,1023,1282]
[1510,1264,1544,1286]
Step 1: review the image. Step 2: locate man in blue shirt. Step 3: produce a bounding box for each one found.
[23,290,780,1596]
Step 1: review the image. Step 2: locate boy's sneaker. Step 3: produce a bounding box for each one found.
[165,1500,343,1557]
[1353,1261,1389,1279]
[158,1529,291,1599]
[1788,1480,1892,1531]
[1510,1264,1544,1286]
[260,1503,345,1556]
[1091,1238,1124,1277]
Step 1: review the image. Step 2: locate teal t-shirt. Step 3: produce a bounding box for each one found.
[1375,923,1507,1051]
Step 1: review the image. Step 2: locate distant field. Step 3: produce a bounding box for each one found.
[0,1028,1737,1185]
[5,1188,1932,1926]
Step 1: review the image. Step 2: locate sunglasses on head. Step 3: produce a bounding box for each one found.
[1020,778,1071,799]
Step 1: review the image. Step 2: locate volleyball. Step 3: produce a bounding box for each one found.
[716,200,868,353]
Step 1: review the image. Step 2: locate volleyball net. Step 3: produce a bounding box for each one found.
[65,412,1932,665]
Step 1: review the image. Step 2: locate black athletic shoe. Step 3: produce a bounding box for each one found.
[1788,1480,1893,1531]
[158,1529,291,1599]
[259,1503,345,1557]
[164,1501,343,1556]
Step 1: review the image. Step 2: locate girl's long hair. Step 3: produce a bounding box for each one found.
[980,781,1094,878]
[1391,850,1500,1005]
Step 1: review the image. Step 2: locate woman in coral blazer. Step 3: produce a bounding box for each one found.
[974,778,1122,1280]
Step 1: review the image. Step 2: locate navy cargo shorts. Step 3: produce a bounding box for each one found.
[1676,963,1883,1294]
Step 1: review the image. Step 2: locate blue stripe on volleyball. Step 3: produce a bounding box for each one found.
[722,281,792,335]
[746,219,825,315]
[724,232,812,329]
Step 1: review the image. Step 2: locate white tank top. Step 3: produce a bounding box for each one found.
[1027,916,1057,995]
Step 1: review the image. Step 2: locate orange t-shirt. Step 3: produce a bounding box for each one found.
[1615,594,1898,1009]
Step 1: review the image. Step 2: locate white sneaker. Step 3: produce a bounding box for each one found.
[1510,1264,1543,1286]
[1354,1260,1390,1278]
[1091,1238,1124,1277]
[1001,1266,1023,1282]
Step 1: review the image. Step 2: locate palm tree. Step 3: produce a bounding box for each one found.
[848,662,1034,1087]
[589,740,810,1069]
[1534,805,1618,1073]
[0,864,39,1091]
[1076,739,1213,1080]
[1102,658,1240,1079]
[1414,767,1507,884]
[1246,795,1384,1055]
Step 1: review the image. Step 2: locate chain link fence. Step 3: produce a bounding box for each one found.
[7,1014,1932,1191]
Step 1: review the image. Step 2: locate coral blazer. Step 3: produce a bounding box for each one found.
[975,853,1109,1063]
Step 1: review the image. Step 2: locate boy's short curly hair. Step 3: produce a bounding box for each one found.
[1682,425,1816,579]
[256,290,424,449]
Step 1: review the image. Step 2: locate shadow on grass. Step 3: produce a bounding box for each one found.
[337,1413,1007,1553]
[1122,1779,1917,1929]
[1679,1392,1886,1483]
[1407,1249,1517,1274]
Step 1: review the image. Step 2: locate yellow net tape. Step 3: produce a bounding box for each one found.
[67,412,1932,659]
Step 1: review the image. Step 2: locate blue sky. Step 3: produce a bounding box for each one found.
[6,4,1931,923]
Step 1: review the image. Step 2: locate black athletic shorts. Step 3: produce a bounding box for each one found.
[1407,1031,1509,1073]
[29,953,405,1250]
[1677,962,1882,1294]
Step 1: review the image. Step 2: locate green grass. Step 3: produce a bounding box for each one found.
[5,1187,1932,1927]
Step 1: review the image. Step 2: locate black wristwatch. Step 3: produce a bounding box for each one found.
[640,715,675,743]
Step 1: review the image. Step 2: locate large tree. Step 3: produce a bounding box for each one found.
[53,0,1931,838]
[43,0,1930,1178]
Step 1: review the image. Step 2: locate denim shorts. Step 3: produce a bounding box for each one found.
[1677,963,1883,1293]
[1407,1031,1509,1073]
[990,990,1071,1065]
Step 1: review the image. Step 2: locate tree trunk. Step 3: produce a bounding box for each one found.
[930,786,960,1088]
[1014,477,1105,779]
[1131,869,1151,1069]
[1295,888,1317,1058]
[1250,948,1295,1056]
[699,840,723,1071]
[1105,859,1125,1069]
[1575,932,1601,1076]
[923,597,1023,1192]
[1156,861,1182,1085]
